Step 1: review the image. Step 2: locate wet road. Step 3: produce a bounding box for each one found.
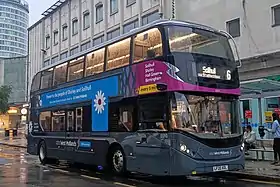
[0,145,278,187]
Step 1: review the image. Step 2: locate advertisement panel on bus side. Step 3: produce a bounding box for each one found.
[38,76,119,131]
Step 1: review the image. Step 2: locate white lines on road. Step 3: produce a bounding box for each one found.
[81,174,100,180]
[239,178,280,185]
[80,174,136,187]
[54,168,69,173]
[113,182,136,187]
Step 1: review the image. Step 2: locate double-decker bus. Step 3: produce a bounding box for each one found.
[27,19,244,176]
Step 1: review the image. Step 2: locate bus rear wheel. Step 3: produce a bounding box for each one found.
[38,141,58,165]
[109,146,127,175]
[38,141,48,164]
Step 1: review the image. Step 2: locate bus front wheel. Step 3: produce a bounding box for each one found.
[109,146,127,175]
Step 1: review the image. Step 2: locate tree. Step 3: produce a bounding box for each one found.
[0,85,12,114]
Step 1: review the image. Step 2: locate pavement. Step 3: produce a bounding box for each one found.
[0,136,280,185]
[0,136,27,148]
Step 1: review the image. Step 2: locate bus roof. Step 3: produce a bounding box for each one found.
[40,19,225,72]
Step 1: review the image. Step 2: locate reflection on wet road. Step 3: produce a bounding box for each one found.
[0,145,278,187]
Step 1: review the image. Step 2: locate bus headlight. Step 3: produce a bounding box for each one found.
[180,144,190,153]
[240,143,245,151]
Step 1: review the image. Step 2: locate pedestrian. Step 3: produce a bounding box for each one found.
[243,125,256,155]
[266,113,280,165]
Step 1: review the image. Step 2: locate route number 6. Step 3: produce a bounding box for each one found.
[226,70,231,80]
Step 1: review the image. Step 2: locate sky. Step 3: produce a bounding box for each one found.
[28,0,58,26]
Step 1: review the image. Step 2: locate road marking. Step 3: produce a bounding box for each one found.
[113,182,136,187]
[239,178,280,185]
[54,168,69,173]
[81,174,100,180]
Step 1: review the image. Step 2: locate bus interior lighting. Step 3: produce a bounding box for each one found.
[74,69,84,74]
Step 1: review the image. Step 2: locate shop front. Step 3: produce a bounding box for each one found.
[0,104,27,130]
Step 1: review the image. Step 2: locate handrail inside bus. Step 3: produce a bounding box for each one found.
[218,30,242,68]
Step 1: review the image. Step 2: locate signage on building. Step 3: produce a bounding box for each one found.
[265,111,273,123]
[268,104,279,108]
[274,108,280,115]
[245,110,252,119]
[20,108,27,115]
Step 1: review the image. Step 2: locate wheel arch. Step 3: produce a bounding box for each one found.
[106,142,125,165]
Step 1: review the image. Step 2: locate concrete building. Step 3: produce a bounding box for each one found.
[0,0,29,58]
[0,56,27,129]
[0,56,27,103]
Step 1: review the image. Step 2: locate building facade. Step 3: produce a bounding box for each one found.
[0,56,27,129]
[0,56,27,103]
[0,0,29,58]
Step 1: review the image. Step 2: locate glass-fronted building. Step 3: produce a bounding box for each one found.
[0,0,29,58]
[240,77,280,139]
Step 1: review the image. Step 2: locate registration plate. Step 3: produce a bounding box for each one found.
[213,165,228,172]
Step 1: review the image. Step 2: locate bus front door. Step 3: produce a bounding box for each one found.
[133,129,170,175]
[133,94,171,175]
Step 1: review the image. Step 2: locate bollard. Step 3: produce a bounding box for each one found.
[4,129,9,137]
[13,129,17,136]
[9,129,13,140]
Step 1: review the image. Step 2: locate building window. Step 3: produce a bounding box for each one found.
[51,55,59,64]
[60,51,68,60]
[272,5,280,26]
[53,30,58,45]
[226,18,240,38]
[123,20,138,33]
[107,28,120,40]
[96,3,103,23]
[93,35,104,46]
[72,18,78,35]
[43,59,50,67]
[45,35,50,49]
[142,11,160,26]
[81,41,91,51]
[70,46,79,56]
[62,24,68,40]
[83,11,90,30]
[127,0,136,6]
[110,0,118,15]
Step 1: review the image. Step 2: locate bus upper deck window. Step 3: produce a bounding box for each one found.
[53,62,67,85]
[133,28,162,63]
[68,57,84,82]
[41,68,53,89]
[106,38,130,71]
[31,73,41,92]
[86,48,105,76]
